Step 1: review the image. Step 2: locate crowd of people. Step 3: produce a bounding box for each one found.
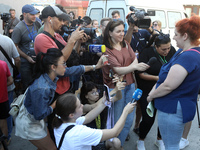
[0,3,200,150]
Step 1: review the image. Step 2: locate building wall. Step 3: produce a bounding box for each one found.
[0,0,32,34]
[184,5,200,17]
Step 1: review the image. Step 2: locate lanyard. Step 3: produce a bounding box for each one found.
[95,114,101,129]
[23,20,35,41]
[158,55,167,64]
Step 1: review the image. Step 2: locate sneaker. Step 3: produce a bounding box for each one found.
[137,140,146,150]
[155,140,165,150]
[179,138,189,149]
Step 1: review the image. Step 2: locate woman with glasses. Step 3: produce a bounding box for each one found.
[136,33,176,150]
[102,20,149,146]
[80,79,125,150]
[147,15,200,150]
[152,20,162,33]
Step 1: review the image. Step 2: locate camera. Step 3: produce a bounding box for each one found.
[0,13,11,23]
[127,6,151,28]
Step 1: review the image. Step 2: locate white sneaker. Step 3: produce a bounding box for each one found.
[137,140,146,150]
[155,140,165,150]
[179,138,189,149]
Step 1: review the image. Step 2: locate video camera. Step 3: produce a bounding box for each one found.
[127,6,151,28]
[61,16,97,47]
[0,13,11,23]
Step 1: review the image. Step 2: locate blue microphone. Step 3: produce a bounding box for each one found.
[132,88,143,103]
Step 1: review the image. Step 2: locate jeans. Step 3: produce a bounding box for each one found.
[112,83,135,146]
[158,101,185,150]
[20,62,35,91]
[7,90,14,140]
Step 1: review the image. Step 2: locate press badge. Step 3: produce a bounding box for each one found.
[29,40,34,51]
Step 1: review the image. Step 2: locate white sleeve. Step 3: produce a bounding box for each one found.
[76,116,86,125]
[80,126,103,146]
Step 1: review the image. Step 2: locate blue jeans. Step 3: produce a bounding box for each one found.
[158,102,185,150]
[7,90,14,140]
[111,83,135,146]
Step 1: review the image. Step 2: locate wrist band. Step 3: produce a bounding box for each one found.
[92,65,96,71]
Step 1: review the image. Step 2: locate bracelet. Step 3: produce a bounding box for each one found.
[92,65,96,71]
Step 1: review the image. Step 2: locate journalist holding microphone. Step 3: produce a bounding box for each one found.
[147,15,200,150]
[102,20,149,146]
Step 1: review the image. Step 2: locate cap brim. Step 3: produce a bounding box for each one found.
[29,9,39,15]
[57,13,72,21]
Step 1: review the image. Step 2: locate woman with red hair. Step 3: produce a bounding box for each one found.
[147,15,200,150]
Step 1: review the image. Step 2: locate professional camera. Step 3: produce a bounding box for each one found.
[0,13,11,23]
[127,6,151,28]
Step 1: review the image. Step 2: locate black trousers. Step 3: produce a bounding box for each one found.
[138,92,161,139]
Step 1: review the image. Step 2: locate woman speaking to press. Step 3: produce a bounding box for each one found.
[147,15,200,150]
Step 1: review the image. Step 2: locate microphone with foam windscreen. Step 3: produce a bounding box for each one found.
[147,57,157,66]
[132,88,143,103]
[137,57,157,73]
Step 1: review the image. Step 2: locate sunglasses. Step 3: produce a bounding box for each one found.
[153,24,158,26]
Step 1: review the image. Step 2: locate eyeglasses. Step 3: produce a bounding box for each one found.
[90,89,100,95]
[56,62,67,67]
[153,24,158,26]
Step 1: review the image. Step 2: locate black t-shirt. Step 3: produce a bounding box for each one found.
[136,46,176,93]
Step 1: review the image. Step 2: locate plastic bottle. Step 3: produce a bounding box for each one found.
[88,44,106,53]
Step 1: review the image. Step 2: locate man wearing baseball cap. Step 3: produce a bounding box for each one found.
[11,4,41,92]
[34,5,86,149]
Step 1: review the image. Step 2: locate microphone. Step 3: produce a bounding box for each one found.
[147,57,157,66]
[132,88,143,103]
[136,57,157,74]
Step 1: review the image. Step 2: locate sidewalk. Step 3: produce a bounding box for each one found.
[7,100,200,150]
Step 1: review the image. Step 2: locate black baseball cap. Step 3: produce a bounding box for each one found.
[41,5,71,21]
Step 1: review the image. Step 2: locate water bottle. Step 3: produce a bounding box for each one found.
[88,44,106,53]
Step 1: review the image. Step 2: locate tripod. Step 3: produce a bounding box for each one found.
[0,128,8,150]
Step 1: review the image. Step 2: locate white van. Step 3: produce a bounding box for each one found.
[86,0,188,48]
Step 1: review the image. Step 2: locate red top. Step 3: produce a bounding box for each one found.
[34,33,70,95]
[102,42,136,88]
[0,60,11,103]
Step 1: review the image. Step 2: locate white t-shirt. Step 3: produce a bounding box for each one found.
[54,116,103,150]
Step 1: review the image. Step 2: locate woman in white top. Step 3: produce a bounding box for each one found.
[53,93,136,150]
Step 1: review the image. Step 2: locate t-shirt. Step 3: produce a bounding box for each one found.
[155,48,200,123]
[0,60,11,103]
[12,21,40,63]
[0,34,20,91]
[54,116,102,150]
[102,41,136,88]
[34,32,69,94]
[130,29,151,52]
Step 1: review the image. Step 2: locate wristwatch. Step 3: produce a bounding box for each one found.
[92,65,96,71]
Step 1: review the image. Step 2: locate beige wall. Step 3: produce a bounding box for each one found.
[0,0,31,34]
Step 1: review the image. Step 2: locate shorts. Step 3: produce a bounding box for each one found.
[0,100,10,119]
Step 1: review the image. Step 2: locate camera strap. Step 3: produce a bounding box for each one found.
[42,31,65,50]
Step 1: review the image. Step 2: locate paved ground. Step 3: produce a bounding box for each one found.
[7,99,200,150]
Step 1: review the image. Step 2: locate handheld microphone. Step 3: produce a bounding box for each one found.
[137,57,157,74]
[132,88,143,103]
[147,57,157,66]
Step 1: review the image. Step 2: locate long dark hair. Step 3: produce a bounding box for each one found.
[29,48,63,85]
[103,20,126,49]
[80,81,97,105]
[52,93,77,128]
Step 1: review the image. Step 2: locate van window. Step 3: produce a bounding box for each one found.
[167,11,182,28]
[89,8,103,24]
[147,10,166,28]
[108,8,125,22]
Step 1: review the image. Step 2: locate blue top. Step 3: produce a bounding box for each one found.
[130,29,150,52]
[24,73,58,120]
[154,47,200,123]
